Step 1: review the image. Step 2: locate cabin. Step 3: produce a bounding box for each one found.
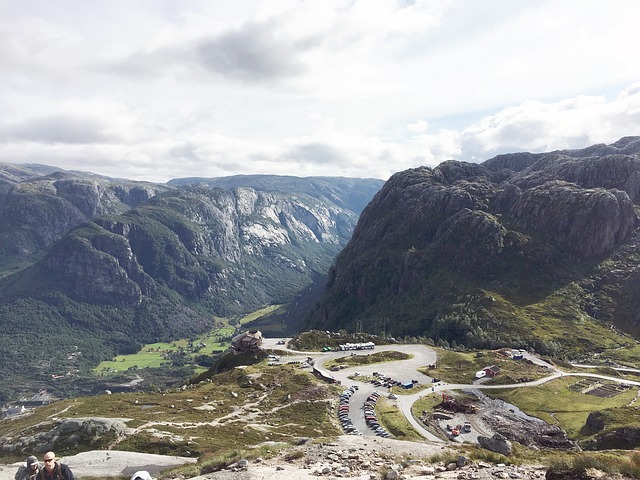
[483,365,501,378]
[231,330,263,355]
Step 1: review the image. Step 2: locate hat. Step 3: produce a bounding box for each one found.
[26,456,38,468]
[130,471,152,480]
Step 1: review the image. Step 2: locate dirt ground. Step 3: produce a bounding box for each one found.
[424,389,577,450]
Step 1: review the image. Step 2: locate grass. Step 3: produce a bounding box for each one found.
[547,451,640,478]
[0,364,340,468]
[375,397,423,441]
[93,305,291,374]
[95,321,236,373]
[599,343,640,367]
[486,377,639,438]
[419,348,552,385]
[239,305,285,325]
[480,285,636,361]
[324,350,411,369]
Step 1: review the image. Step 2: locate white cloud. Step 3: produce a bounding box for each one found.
[407,120,429,134]
[0,1,640,182]
[454,85,640,161]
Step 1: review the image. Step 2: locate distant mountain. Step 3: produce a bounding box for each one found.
[168,174,381,215]
[0,167,383,401]
[306,137,640,361]
[0,164,168,276]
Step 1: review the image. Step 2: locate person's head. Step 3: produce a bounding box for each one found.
[26,456,38,471]
[130,471,152,480]
[42,452,56,472]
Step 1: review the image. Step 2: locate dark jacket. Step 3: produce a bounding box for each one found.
[37,463,74,480]
[15,465,41,480]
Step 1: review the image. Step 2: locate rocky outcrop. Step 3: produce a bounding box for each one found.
[477,433,513,455]
[584,411,605,434]
[510,182,637,258]
[308,137,640,347]
[583,426,640,451]
[0,417,130,454]
[481,409,577,451]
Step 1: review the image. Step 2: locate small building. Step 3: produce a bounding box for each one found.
[483,365,501,378]
[231,330,263,355]
[312,367,340,384]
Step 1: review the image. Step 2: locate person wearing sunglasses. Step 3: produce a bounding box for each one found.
[37,452,74,480]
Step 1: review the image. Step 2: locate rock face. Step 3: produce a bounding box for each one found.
[0,166,167,267]
[38,183,371,308]
[0,417,130,454]
[584,412,605,434]
[583,426,640,451]
[477,433,513,456]
[0,170,383,400]
[481,409,577,451]
[307,137,640,353]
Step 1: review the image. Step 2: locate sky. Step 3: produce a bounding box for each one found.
[1,0,640,183]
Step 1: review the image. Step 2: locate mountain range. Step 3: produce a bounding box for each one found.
[3,136,640,401]
[0,165,383,401]
[306,136,640,363]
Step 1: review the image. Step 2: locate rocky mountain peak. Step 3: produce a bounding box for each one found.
[307,137,640,354]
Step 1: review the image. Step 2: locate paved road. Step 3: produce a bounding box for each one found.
[264,338,640,442]
[315,344,438,439]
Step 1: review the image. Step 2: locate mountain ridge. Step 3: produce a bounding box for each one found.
[0,167,383,401]
[306,136,640,360]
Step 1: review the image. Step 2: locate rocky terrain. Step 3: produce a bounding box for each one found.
[2,436,634,480]
[0,168,382,401]
[307,137,640,359]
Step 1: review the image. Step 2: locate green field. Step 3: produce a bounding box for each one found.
[487,377,639,438]
[95,306,284,373]
[419,347,553,385]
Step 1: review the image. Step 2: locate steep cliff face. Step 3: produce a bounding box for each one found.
[0,165,167,270]
[0,172,382,400]
[308,137,640,356]
[41,185,360,309]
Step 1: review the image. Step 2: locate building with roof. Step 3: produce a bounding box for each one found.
[231,330,263,355]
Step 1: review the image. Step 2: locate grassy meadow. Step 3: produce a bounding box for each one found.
[95,305,284,374]
[487,376,639,439]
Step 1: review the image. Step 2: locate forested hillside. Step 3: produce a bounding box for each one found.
[0,166,383,401]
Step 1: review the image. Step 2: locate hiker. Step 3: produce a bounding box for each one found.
[15,456,40,480]
[37,452,74,480]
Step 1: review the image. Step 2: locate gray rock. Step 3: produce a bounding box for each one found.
[385,469,400,480]
[477,433,513,456]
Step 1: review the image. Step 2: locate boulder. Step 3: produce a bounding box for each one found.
[478,433,513,456]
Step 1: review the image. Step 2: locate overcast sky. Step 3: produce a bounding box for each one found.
[2,0,640,183]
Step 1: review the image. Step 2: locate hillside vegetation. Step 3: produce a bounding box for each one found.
[307,137,640,363]
[0,167,382,401]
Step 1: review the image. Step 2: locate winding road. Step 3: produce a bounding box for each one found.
[261,339,640,442]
